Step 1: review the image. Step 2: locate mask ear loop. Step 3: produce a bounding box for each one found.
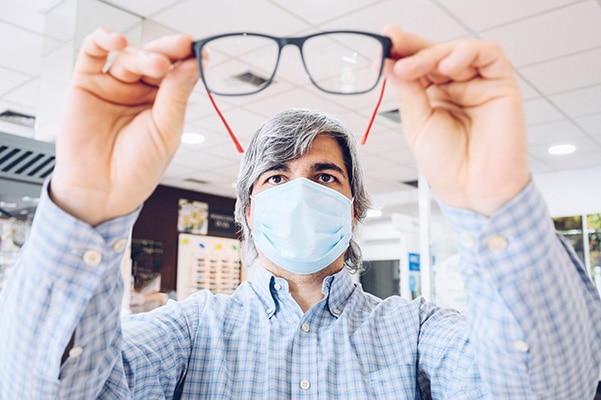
[206,88,245,153]
[360,79,387,145]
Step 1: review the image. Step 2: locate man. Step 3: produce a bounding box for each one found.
[0,25,600,399]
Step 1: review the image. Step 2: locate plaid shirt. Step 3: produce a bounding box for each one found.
[1,181,600,399]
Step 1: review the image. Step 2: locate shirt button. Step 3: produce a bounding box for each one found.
[301,323,310,333]
[83,250,102,266]
[299,379,311,390]
[265,308,274,315]
[488,235,508,252]
[459,232,476,248]
[112,238,128,253]
[69,346,83,358]
[512,340,529,352]
[332,308,341,316]
[274,283,282,290]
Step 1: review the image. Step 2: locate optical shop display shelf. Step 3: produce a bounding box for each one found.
[176,233,241,301]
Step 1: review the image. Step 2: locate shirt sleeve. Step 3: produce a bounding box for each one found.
[438,180,601,398]
[0,180,141,399]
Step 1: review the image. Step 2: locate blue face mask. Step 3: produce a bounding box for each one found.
[252,178,353,275]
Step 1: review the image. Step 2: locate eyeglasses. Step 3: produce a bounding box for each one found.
[192,31,392,152]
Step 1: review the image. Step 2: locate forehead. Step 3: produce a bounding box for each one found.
[263,135,347,173]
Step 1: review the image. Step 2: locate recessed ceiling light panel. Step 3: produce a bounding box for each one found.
[548,144,576,155]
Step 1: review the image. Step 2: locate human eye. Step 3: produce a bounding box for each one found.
[316,173,336,184]
[266,174,286,185]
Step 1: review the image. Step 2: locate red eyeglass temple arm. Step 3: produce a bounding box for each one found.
[206,79,387,153]
[360,79,387,146]
[206,89,245,153]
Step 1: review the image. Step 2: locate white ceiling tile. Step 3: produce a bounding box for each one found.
[242,87,347,118]
[440,0,580,32]
[526,120,585,145]
[0,22,43,76]
[152,0,311,38]
[189,107,267,146]
[2,79,40,109]
[0,68,32,96]
[39,41,76,84]
[528,157,555,174]
[102,0,181,18]
[515,75,541,101]
[271,0,381,26]
[547,151,601,169]
[523,98,564,126]
[74,0,143,47]
[43,0,77,42]
[0,1,47,34]
[520,48,601,95]
[322,0,470,41]
[550,84,601,117]
[574,113,601,137]
[173,148,232,172]
[480,2,601,67]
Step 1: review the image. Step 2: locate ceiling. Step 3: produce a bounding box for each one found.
[2,0,601,218]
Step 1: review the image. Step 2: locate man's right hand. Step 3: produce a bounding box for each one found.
[50,27,199,226]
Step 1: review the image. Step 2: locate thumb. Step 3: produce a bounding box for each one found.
[152,58,199,146]
[383,59,432,147]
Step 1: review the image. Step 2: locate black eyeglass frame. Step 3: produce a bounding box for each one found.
[191,31,392,96]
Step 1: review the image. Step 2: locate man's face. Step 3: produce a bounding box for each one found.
[245,135,356,273]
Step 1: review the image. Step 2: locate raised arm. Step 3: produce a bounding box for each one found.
[383,25,601,398]
[0,28,201,398]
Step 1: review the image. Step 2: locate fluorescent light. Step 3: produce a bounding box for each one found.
[181,132,205,145]
[548,144,575,155]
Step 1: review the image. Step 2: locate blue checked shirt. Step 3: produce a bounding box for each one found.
[1,180,600,399]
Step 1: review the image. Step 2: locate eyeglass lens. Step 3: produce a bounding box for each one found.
[200,33,386,95]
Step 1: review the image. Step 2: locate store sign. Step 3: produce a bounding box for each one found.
[208,207,237,238]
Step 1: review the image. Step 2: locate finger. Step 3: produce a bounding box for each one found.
[149,57,200,147]
[105,47,173,84]
[74,27,128,74]
[106,34,196,88]
[382,59,432,146]
[393,40,511,82]
[382,24,437,59]
[143,33,196,62]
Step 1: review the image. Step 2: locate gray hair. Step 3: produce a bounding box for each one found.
[234,108,371,273]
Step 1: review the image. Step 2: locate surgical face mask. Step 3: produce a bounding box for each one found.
[251,178,353,275]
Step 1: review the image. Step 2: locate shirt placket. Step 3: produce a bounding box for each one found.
[290,310,320,398]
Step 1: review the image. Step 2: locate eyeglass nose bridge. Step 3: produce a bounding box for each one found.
[270,36,316,91]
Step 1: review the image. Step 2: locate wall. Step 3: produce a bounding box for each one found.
[132,184,236,292]
[533,165,601,217]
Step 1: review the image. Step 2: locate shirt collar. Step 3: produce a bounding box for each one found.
[249,265,357,319]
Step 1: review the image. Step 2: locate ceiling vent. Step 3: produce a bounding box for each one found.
[233,71,270,87]
[183,177,209,185]
[0,131,55,186]
[400,179,418,188]
[0,110,36,128]
[379,108,401,124]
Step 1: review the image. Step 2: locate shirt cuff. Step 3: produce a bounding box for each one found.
[25,178,141,287]
[436,181,557,283]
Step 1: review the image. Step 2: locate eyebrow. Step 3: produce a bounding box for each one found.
[261,162,346,178]
[311,162,347,179]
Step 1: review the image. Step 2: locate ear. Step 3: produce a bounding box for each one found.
[245,202,254,231]
[351,203,359,230]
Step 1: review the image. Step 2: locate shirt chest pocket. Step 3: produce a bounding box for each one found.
[368,363,417,399]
